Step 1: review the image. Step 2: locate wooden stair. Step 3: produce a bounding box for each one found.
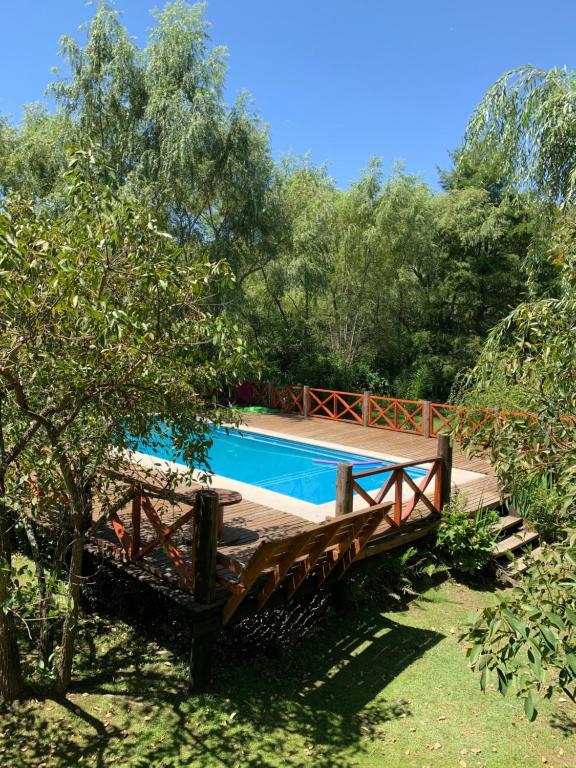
[490,505,540,583]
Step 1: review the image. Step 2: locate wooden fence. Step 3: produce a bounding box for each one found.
[246,383,506,438]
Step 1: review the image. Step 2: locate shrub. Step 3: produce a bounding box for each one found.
[435,492,499,573]
[509,474,574,542]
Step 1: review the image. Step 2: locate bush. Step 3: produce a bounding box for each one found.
[434,492,499,573]
[509,474,574,542]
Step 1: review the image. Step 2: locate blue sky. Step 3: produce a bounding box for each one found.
[1,0,575,188]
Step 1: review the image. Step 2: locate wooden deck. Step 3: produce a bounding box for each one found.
[90,413,500,605]
[87,411,502,689]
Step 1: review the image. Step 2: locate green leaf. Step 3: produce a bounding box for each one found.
[524,689,538,722]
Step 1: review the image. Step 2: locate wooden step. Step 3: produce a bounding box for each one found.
[514,546,543,573]
[492,528,539,557]
[493,514,523,534]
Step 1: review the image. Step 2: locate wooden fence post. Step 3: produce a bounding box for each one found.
[190,489,221,693]
[362,391,371,427]
[335,463,354,516]
[266,382,273,408]
[303,385,310,418]
[423,401,431,438]
[436,433,452,510]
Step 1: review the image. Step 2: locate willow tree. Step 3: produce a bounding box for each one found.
[458,64,576,494]
[457,65,576,716]
[465,65,576,205]
[1,1,281,287]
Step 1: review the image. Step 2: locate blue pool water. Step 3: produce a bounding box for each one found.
[135,426,427,505]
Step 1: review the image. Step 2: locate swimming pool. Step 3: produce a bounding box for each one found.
[135,425,427,505]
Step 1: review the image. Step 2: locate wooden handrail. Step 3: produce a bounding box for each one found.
[351,456,438,480]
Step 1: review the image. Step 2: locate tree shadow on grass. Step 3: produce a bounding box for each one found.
[550,708,576,737]
[0,605,442,768]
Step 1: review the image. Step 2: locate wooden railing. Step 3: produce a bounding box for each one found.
[334,433,453,524]
[368,395,425,434]
[92,473,198,589]
[217,502,394,625]
[244,381,535,438]
[309,388,364,423]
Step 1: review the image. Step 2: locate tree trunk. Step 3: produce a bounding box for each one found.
[54,526,84,694]
[0,493,24,702]
[22,517,53,668]
[0,573,23,703]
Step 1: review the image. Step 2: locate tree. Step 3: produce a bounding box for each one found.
[1,1,281,293]
[457,64,576,714]
[0,147,250,699]
[464,65,576,206]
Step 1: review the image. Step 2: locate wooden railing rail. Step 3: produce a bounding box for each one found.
[270,384,304,414]
[351,456,439,480]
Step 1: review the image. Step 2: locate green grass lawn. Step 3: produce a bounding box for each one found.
[1,579,574,768]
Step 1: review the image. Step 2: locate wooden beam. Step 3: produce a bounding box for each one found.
[303,385,310,418]
[189,607,222,693]
[423,400,431,438]
[130,490,141,560]
[362,391,371,427]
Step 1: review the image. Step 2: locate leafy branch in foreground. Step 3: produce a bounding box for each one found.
[0,143,252,701]
[462,532,576,720]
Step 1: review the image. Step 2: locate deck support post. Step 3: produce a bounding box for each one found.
[189,489,221,693]
[189,607,222,693]
[303,385,310,418]
[423,400,431,438]
[436,434,452,511]
[362,391,371,427]
[335,463,354,516]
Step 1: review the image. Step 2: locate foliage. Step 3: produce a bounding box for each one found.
[509,475,573,542]
[463,532,576,721]
[242,160,533,399]
[1,1,281,293]
[457,256,576,513]
[0,3,538,400]
[4,556,70,680]
[464,65,576,207]
[0,145,250,697]
[434,493,499,573]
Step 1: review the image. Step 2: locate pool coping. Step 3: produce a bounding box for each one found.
[122,423,487,524]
